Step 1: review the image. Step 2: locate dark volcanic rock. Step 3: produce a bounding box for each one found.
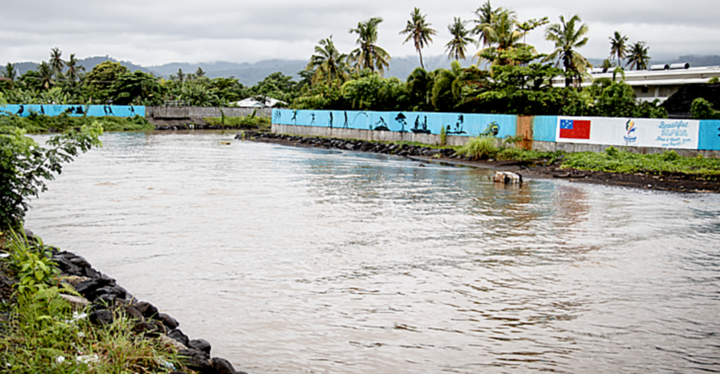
[188,339,212,355]
[212,357,237,374]
[159,313,180,330]
[132,301,159,319]
[179,348,213,373]
[89,310,114,325]
[123,305,145,322]
[168,328,190,347]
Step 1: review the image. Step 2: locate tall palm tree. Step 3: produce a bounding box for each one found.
[626,41,651,70]
[474,10,528,66]
[65,54,84,83]
[2,63,16,81]
[349,17,391,75]
[544,14,590,87]
[609,31,628,68]
[37,61,55,89]
[445,17,475,61]
[472,0,501,47]
[49,47,64,75]
[306,36,350,87]
[399,7,437,69]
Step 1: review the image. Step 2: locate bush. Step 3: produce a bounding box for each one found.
[456,136,498,160]
[691,97,720,119]
[0,123,103,230]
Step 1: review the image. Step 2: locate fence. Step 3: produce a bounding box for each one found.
[0,104,144,117]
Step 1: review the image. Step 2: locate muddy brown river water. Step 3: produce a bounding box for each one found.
[26,131,720,373]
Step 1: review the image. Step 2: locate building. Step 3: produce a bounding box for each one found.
[235,97,287,108]
[551,65,720,103]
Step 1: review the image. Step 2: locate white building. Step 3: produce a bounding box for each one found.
[551,65,720,103]
[235,97,287,108]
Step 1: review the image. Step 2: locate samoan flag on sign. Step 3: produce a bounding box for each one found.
[559,119,591,140]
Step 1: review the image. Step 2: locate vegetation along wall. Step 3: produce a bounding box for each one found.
[273,109,720,156]
[0,104,144,117]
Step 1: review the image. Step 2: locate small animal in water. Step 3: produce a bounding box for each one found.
[220,141,231,145]
[493,171,522,185]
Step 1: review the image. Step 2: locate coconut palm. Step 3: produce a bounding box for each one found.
[2,63,16,81]
[472,0,501,47]
[49,47,64,75]
[349,17,391,75]
[65,54,85,83]
[626,41,651,70]
[306,36,350,87]
[544,14,590,87]
[609,31,628,67]
[445,17,475,61]
[37,61,55,89]
[399,7,437,69]
[474,10,528,66]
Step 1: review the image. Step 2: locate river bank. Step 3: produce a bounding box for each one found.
[0,231,248,374]
[239,131,720,193]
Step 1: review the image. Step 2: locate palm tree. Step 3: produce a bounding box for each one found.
[37,61,55,89]
[474,10,528,66]
[49,47,64,75]
[399,8,437,69]
[626,41,651,70]
[65,54,85,83]
[472,0,501,47]
[348,17,391,75]
[544,15,590,87]
[306,36,350,86]
[2,63,16,81]
[609,31,628,67]
[432,60,463,111]
[445,17,475,61]
[195,67,206,78]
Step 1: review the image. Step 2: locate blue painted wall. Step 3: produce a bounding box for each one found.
[532,116,557,142]
[699,120,720,151]
[273,109,517,138]
[0,104,145,118]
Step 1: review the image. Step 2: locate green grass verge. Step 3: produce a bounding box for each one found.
[561,146,720,175]
[203,115,271,130]
[0,114,154,133]
[0,234,185,373]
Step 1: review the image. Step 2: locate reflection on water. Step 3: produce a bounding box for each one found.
[26,131,720,373]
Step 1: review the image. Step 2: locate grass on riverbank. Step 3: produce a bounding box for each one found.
[0,114,153,133]
[204,113,271,130]
[561,147,720,176]
[0,234,184,373]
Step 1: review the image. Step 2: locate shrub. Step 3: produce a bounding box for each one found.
[456,136,498,160]
[691,97,720,119]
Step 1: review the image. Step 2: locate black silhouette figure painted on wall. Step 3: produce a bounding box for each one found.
[395,113,408,132]
[129,106,136,115]
[343,112,349,128]
[329,112,333,129]
[291,110,298,125]
[274,110,281,122]
[40,106,45,115]
[75,106,84,115]
[446,114,466,135]
[310,113,316,125]
[411,116,431,134]
[16,105,24,115]
[374,117,390,131]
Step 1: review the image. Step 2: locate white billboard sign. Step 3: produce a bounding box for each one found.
[556,117,700,149]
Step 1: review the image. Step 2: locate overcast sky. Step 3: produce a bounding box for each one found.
[2,0,718,66]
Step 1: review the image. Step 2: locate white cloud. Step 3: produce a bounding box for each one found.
[1,0,718,65]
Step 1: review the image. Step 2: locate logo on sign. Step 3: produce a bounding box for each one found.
[559,119,591,140]
[623,119,637,144]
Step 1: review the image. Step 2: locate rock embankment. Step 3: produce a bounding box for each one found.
[237,131,460,158]
[31,232,248,374]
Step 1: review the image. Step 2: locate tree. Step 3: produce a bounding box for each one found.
[195,67,206,78]
[544,14,590,87]
[405,67,436,111]
[37,62,55,90]
[306,36,350,87]
[432,60,464,111]
[474,10,529,66]
[110,70,164,105]
[64,54,84,83]
[399,7,437,69]
[84,61,129,103]
[626,41,651,70]
[2,63,17,82]
[515,17,549,46]
[348,17,391,75]
[0,123,103,230]
[49,47,65,76]
[472,0,501,47]
[609,31,628,68]
[445,17,475,61]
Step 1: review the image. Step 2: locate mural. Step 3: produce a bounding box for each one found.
[0,104,145,118]
[272,109,517,138]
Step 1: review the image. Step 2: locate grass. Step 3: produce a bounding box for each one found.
[0,234,185,373]
[561,146,720,175]
[455,136,498,160]
[0,113,154,133]
[203,114,271,130]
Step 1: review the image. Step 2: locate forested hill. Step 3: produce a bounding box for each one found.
[9,54,720,87]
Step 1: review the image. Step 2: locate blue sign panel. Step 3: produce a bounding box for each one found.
[0,104,145,118]
[698,120,720,151]
[532,116,558,142]
[271,109,518,138]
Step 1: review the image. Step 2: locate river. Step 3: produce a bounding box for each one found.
[25,131,720,373]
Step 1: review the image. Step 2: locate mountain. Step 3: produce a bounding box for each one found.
[11,55,152,76]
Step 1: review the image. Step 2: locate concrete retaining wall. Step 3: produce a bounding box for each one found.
[146,106,271,119]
